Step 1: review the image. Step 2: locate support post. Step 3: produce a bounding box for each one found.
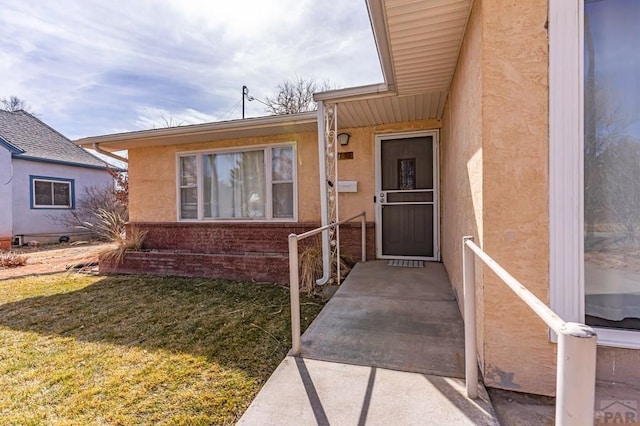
[288,234,301,355]
[361,213,366,262]
[463,236,478,399]
[316,102,331,285]
[556,322,597,426]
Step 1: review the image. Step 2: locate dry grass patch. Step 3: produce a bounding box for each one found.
[0,274,323,425]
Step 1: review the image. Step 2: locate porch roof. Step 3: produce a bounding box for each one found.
[317,0,471,127]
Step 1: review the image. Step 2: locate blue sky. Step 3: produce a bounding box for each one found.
[0,0,382,140]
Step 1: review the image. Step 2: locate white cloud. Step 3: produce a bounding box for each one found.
[0,0,382,139]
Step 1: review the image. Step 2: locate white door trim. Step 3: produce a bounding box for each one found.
[374,129,440,261]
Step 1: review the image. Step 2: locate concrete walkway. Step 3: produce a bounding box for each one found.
[239,261,498,425]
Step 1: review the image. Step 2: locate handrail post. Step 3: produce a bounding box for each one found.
[556,323,597,426]
[288,234,301,356]
[361,212,366,262]
[462,236,478,399]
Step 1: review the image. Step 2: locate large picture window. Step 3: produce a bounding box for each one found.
[30,176,74,209]
[550,0,640,347]
[178,144,296,221]
[583,0,640,333]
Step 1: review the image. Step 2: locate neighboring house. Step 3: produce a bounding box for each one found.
[0,110,112,248]
[76,0,640,401]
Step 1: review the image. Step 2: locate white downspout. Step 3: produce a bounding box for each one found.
[316,101,331,285]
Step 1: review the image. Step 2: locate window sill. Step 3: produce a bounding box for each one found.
[595,327,640,350]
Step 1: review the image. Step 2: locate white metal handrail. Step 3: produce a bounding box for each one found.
[463,236,597,426]
[288,211,367,355]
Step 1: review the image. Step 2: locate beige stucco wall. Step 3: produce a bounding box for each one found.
[128,131,320,223]
[441,0,485,370]
[442,0,555,396]
[129,119,440,225]
[481,0,553,396]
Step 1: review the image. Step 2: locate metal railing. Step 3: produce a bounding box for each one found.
[288,211,367,355]
[463,236,597,426]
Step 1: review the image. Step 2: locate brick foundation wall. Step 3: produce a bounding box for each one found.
[101,222,376,283]
[0,238,11,250]
[101,251,290,283]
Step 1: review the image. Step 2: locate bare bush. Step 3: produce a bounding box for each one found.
[100,225,148,265]
[50,174,128,242]
[0,251,29,268]
[299,240,354,296]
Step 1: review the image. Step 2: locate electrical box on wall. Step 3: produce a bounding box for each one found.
[337,181,358,193]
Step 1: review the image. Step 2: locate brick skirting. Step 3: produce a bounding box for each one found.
[100,250,290,283]
[0,238,11,250]
[100,221,376,283]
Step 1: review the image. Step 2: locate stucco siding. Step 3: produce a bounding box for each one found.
[128,120,440,225]
[441,0,485,370]
[11,158,112,241]
[481,0,554,395]
[128,131,320,223]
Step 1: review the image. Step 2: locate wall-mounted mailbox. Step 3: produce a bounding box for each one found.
[337,180,358,193]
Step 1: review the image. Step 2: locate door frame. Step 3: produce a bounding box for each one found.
[374,129,440,261]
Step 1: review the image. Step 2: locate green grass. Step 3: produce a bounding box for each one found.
[0,274,324,425]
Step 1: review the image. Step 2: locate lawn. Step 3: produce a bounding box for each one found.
[0,273,324,425]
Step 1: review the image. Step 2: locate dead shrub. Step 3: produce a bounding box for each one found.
[299,241,354,296]
[48,176,128,242]
[100,226,148,266]
[0,251,29,268]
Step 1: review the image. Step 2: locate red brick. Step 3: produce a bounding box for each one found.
[105,222,376,283]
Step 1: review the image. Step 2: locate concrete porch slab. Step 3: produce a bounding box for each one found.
[301,261,465,378]
[238,356,498,426]
[239,260,498,424]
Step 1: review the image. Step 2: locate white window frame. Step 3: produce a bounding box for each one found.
[549,0,640,348]
[175,142,298,222]
[30,176,74,209]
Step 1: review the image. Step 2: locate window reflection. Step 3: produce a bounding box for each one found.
[584,0,640,331]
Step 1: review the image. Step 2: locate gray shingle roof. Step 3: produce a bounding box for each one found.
[0,110,107,168]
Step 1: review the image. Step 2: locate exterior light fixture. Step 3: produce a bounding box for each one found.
[337,132,351,146]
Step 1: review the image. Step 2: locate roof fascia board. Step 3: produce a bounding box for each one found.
[12,155,108,170]
[313,83,393,103]
[75,112,318,149]
[0,136,25,154]
[365,0,397,92]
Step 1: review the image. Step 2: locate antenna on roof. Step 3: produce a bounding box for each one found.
[242,85,249,119]
[242,85,268,119]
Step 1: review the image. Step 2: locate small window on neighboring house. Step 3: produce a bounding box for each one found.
[178,144,297,221]
[30,176,74,209]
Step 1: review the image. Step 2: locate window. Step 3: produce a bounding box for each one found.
[178,144,296,221]
[30,176,74,209]
[179,156,198,219]
[583,0,640,334]
[550,0,640,347]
